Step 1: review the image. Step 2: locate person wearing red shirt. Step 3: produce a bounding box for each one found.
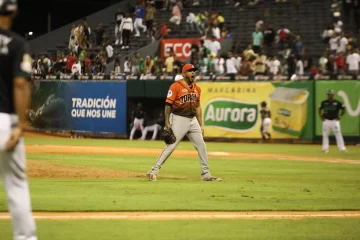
[336,54,345,74]
[66,52,77,73]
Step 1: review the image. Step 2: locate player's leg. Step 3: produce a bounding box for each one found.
[263,118,272,140]
[0,118,37,240]
[332,120,346,151]
[138,18,147,32]
[147,115,190,178]
[151,124,160,140]
[115,24,119,45]
[134,19,140,36]
[322,120,331,152]
[129,118,139,140]
[140,126,150,140]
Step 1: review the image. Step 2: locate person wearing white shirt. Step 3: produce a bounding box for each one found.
[124,57,131,74]
[346,49,360,75]
[329,35,339,54]
[71,59,82,75]
[208,37,221,56]
[234,54,242,72]
[337,33,348,54]
[226,52,237,80]
[213,55,225,75]
[186,12,197,31]
[268,56,281,75]
[296,57,304,75]
[120,13,134,49]
[106,42,114,62]
[212,27,221,39]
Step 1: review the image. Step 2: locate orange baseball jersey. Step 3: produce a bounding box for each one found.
[166,80,201,117]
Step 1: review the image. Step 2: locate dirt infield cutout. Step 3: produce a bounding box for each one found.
[1,211,360,220]
[26,145,360,165]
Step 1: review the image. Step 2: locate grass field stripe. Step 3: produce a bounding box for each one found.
[1,212,360,220]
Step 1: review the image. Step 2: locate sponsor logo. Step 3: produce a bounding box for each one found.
[180,93,197,104]
[277,108,291,117]
[207,87,256,93]
[338,90,360,117]
[163,42,192,58]
[203,98,258,132]
[167,90,173,97]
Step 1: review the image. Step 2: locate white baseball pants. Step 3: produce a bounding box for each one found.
[262,118,272,133]
[141,124,161,140]
[322,119,346,151]
[129,118,144,140]
[134,18,146,36]
[0,113,37,240]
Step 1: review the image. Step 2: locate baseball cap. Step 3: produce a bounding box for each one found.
[327,89,335,95]
[182,64,198,74]
[0,0,18,15]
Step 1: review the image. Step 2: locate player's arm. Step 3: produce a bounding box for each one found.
[195,105,203,127]
[165,84,177,129]
[164,104,172,129]
[6,42,32,151]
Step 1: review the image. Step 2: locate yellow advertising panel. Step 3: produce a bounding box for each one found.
[197,82,310,139]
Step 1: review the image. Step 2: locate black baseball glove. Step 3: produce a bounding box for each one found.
[162,128,176,145]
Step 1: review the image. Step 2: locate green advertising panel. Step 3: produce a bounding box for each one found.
[315,81,360,136]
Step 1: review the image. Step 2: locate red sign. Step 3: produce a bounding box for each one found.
[160,38,222,60]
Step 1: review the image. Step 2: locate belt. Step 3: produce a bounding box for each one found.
[173,114,195,119]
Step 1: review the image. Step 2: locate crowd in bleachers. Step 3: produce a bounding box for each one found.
[31,0,360,81]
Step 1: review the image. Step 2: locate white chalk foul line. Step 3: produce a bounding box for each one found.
[1,212,360,220]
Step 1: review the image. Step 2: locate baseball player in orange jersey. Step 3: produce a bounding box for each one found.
[147,64,222,182]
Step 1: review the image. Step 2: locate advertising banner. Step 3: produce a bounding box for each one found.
[197,82,314,139]
[30,80,127,134]
[160,38,222,60]
[315,81,360,137]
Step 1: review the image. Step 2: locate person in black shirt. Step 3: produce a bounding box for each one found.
[140,111,165,140]
[0,1,38,239]
[264,24,275,56]
[318,89,346,153]
[129,103,145,140]
[259,101,272,141]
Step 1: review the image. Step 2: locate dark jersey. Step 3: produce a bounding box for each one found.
[0,29,31,114]
[133,109,144,119]
[156,116,165,127]
[319,99,345,120]
[115,12,125,24]
[260,108,271,120]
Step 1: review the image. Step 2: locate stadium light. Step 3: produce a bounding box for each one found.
[29,32,33,36]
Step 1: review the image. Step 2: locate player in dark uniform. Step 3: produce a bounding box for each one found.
[0,1,38,239]
[259,101,272,141]
[140,112,165,140]
[318,89,346,153]
[129,102,145,140]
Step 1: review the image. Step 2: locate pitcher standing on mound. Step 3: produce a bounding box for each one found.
[147,64,222,182]
[0,1,38,239]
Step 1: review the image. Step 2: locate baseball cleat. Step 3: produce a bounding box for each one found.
[147,172,157,182]
[202,176,222,182]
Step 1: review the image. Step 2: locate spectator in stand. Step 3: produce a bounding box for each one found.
[225,52,237,80]
[169,2,181,27]
[337,32,348,54]
[213,54,225,75]
[329,34,339,55]
[244,44,258,61]
[71,57,82,76]
[114,8,125,45]
[186,11,197,32]
[190,40,199,63]
[346,48,360,76]
[252,50,267,75]
[291,35,304,58]
[267,55,281,77]
[114,61,121,74]
[199,40,210,58]
[310,65,319,78]
[277,25,290,52]
[264,24,276,56]
[95,23,105,47]
[120,12,134,49]
[321,24,334,45]
[144,55,154,74]
[255,16,263,31]
[217,12,225,30]
[319,53,329,74]
[195,11,206,35]
[160,21,169,38]
[336,52,345,74]
[145,2,156,38]
[106,40,114,63]
[252,28,264,54]
[234,53,242,73]
[164,50,176,75]
[239,57,252,77]
[295,56,304,77]
[199,56,209,75]
[221,27,232,39]
[84,54,92,75]
[302,50,313,73]
[212,25,221,39]
[326,54,337,77]
[66,52,76,73]
[208,36,221,57]
[134,2,147,37]
[132,52,141,75]
[69,24,77,50]
[81,19,91,49]
[124,56,131,74]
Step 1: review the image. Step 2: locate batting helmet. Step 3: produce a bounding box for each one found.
[327,89,335,95]
[0,0,17,16]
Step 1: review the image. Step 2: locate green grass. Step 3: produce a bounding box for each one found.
[25,137,360,160]
[1,219,360,240]
[1,153,360,211]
